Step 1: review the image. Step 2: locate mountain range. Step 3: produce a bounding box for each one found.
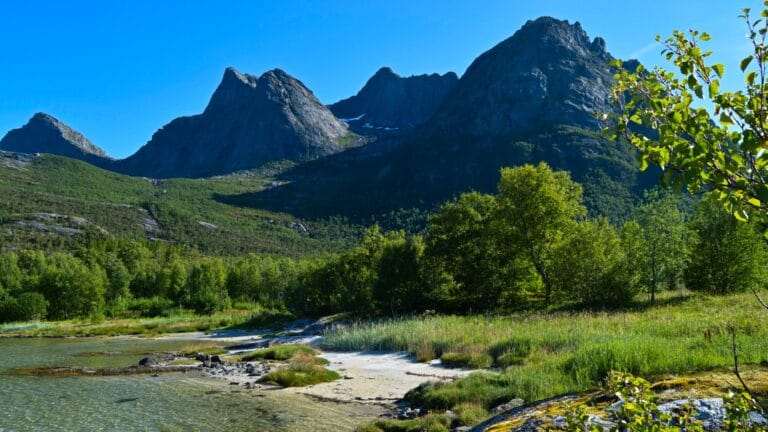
[0,16,652,235]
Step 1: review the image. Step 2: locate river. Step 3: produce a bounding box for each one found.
[0,337,383,431]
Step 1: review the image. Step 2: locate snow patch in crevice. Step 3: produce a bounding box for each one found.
[339,113,365,122]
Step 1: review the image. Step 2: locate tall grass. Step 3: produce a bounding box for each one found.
[322,292,768,410]
[0,307,287,337]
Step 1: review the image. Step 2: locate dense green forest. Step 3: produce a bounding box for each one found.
[2,163,765,324]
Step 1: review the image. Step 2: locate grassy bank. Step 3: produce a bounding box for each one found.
[0,307,292,337]
[322,291,768,416]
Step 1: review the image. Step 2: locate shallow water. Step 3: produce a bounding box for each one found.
[0,337,382,431]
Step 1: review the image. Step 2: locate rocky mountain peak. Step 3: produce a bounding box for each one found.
[0,112,110,162]
[510,16,610,60]
[371,67,398,80]
[329,67,458,130]
[205,67,259,112]
[117,67,354,178]
[427,16,615,136]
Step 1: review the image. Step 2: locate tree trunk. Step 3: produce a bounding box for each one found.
[529,245,553,305]
[650,255,657,304]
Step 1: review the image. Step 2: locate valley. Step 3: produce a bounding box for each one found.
[1,7,768,432]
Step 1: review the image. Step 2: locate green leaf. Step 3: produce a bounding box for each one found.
[734,209,748,222]
[746,71,757,85]
[741,56,754,72]
[709,81,720,97]
[713,63,725,78]
[719,112,734,126]
[748,197,761,207]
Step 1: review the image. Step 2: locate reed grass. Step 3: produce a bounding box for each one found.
[258,351,340,387]
[323,291,768,412]
[0,307,283,337]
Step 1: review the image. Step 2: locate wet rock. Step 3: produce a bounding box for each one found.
[395,407,421,420]
[491,398,525,414]
[138,357,160,367]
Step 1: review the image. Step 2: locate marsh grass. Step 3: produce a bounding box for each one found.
[177,343,228,357]
[355,414,452,432]
[239,344,317,361]
[323,292,768,411]
[0,308,273,337]
[258,351,340,387]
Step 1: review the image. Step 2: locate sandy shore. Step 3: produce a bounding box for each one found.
[291,351,472,405]
[160,325,473,407]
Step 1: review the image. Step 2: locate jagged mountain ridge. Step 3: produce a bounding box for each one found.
[2,16,652,227]
[237,17,651,223]
[428,16,613,135]
[114,67,357,178]
[0,113,111,165]
[329,67,458,131]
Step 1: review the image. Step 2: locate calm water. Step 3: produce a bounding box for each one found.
[0,338,382,432]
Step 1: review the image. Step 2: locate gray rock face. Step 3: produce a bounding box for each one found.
[117,67,354,178]
[329,67,458,130]
[0,113,111,164]
[429,16,614,136]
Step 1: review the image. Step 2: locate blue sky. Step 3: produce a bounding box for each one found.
[0,1,759,158]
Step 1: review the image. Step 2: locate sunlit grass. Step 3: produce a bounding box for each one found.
[323,291,768,412]
[0,307,284,337]
[240,344,317,362]
[258,351,340,387]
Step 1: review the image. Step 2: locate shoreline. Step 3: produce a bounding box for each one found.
[159,326,474,407]
[4,320,475,415]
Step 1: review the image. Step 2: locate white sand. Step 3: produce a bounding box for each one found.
[289,351,473,405]
[159,326,473,407]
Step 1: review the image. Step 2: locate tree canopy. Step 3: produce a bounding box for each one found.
[610,3,768,227]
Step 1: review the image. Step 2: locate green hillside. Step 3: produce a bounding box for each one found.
[0,153,360,256]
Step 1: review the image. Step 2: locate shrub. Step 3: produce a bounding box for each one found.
[0,292,48,322]
[552,219,640,307]
[686,197,768,294]
[38,254,107,320]
[15,292,48,321]
[187,259,230,314]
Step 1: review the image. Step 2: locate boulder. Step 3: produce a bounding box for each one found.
[138,357,160,367]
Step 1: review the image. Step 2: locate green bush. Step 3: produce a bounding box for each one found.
[123,297,176,318]
[552,219,640,308]
[187,259,230,314]
[38,254,107,320]
[15,292,48,321]
[686,197,768,295]
[0,293,48,322]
